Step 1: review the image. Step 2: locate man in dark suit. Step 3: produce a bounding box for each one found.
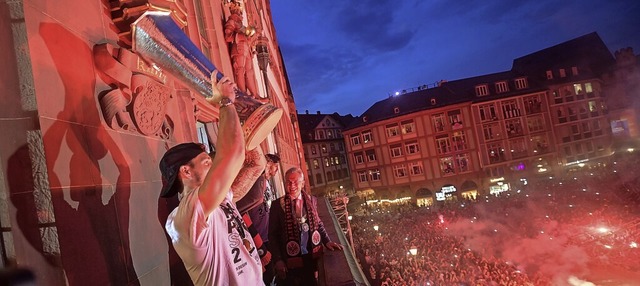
[268,167,343,286]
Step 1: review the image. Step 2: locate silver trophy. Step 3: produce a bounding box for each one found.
[131,11,283,150]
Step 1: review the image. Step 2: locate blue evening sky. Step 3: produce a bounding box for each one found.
[270,0,640,116]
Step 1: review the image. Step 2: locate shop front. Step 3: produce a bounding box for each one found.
[488,177,510,195]
[436,184,458,202]
[416,188,434,207]
[460,180,478,200]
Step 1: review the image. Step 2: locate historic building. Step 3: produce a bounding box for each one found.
[343,33,638,204]
[297,111,355,197]
[0,0,308,284]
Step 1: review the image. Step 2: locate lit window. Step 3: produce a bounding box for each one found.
[370,169,381,181]
[405,141,420,154]
[386,124,400,137]
[362,131,372,143]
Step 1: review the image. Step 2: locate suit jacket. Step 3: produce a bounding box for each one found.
[268,192,332,265]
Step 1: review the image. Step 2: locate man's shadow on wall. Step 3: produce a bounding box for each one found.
[19,22,141,285]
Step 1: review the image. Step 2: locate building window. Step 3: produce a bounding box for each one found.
[495,81,509,93]
[487,143,505,164]
[433,113,446,132]
[510,138,528,159]
[502,100,520,118]
[326,171,333,181]
[573,83,584,95]
[531,135,549,154]
[483,123,502,141]
[393,165,407,178]
[350,134,361,146]
[448,110,463,129]
[311,145,317,155]
[362,131,372,143]
[321,144,327,153]
[440,157,455,175]
[524,95,542,114]
[317,130,325,139]
[451,131,467,151]
[515,78,528,89]
[386,124,400,137]
[505,118,524,137]
[365,149,376,162]
[560,69,566,78]
[572,66,578,75]
[330,143,336,152]
[401,120,415,134]
[475,84,489,96]
[370,169,381,181]
[585,82,593,93]
[354,152,364,164]
[479,104,498,121]
[338,143,344,151]
[390,144,403,158]
[409,161,424,175]
[456,153,470,172]
[324,158,329,167]
[405,141,420,154]
[313,159,319,169]
[358,171,368,182]
[393,107,400,114]
[326,130,334,139]
[527,116,545,133]
[546,70,553,79]
[436,135,451,155]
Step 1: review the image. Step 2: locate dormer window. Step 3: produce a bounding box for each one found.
[514,78,528,89]
[546,70,553,80]
[393,107,400,114]
[362,116,368,122]
[475,84,489,96]
[430,98,437,105]
[559,69,566,78]
[495,81,509,93]
[571,66,578,76]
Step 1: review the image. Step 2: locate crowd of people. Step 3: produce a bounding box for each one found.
[350,153,640,286]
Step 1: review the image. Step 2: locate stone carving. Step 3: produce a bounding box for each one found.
[93,43,173,139]
[224,1,258,97]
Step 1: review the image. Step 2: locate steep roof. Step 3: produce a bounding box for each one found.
[345,32,613,130]
[511,32,615,82]
[297,112,355,143]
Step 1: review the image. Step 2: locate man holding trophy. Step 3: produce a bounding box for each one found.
[130,9,283,284]
[160,73,265,285]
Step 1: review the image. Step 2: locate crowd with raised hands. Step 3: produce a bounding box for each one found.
[350,153,640,286]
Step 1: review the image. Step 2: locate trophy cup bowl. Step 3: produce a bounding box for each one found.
[130,11,282,150]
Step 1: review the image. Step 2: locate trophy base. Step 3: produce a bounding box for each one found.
[243,104,283,150]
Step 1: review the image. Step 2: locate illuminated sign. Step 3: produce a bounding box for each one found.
[490,177,505,183]
[436,186,457,201]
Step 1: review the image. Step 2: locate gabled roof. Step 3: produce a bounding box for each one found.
[345,71,545,130]
[297,112,355,143]
[345,32,613,131]
[511,32,615,82]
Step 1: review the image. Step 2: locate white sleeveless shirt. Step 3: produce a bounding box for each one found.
[166,190,263,286]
